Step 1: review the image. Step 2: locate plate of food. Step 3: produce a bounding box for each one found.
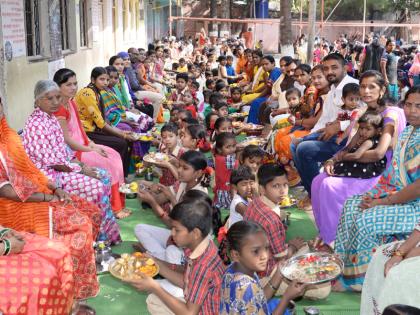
[232,121,245,129]
[109,252,159,280]
[229,112,248,119]
[119,182,138,194]
[237,137,267,148]
[279,196,297,208]
[143,152,170,164]
[280,252,343,284]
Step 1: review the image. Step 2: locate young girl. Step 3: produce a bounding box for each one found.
[205,112,219,137]
[293,64,312,95]
[212,117,234,141]
[181,91,198,118]
[220,221,306,315]
[239,144,265,175]
[181,124,210,152]
[214,132,238,209]
[332,111,387,179]
[158,123,185,187]
[229,86,244,113]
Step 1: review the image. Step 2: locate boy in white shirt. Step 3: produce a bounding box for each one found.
[228,166,255,228]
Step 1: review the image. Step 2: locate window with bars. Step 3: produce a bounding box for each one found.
[24,0,41,56]
[59,0,70,50]
[79,0,88,47]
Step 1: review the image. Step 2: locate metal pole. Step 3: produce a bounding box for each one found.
[169,0,172,36]
[307,0,317,65]
[320,0,324,37]
[299,0,303,37]
[362,0,366,41]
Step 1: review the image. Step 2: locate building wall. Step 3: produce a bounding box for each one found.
[0,0,146,130]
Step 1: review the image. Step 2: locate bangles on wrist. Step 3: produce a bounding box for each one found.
[0,228,11,239]
[0,239,11,255]
[268,280,279,291]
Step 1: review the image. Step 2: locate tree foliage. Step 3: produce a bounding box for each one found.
[290,0,419,21]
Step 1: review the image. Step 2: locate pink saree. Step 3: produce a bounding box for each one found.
[54,100,125,212]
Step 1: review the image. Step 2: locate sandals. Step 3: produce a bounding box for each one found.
[115,208,132,219]
[132,242,147,253]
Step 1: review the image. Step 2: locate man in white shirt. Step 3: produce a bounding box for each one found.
[291,53,359,197]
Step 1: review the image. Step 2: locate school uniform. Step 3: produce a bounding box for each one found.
[243,196,287,277]
[146,239,225,314]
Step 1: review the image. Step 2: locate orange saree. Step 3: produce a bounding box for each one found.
[0,232,74,314]
[0,117,100,299]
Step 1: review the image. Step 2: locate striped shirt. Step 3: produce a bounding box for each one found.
[183,240,225,314]
[243,197,287,276]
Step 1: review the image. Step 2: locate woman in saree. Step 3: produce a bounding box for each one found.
[52,68,128,220]
[271,64,328,185]
[361,220,420,314]
[312,71,407,246]
[0,99,100,300]
[0,225,74,314]
[75,67,138,177]
[247,55,282,124]
[22,80,121,243]
[332,86,420,292]
[241,50,267,105]
[103,66,154,166]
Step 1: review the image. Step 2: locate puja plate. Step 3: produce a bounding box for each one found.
[109,253,159,280]
[280,252,343,285]
[237,136,267,148]
[143,152,170,164]
[229,112,248,119]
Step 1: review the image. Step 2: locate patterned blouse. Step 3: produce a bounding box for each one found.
[74,87,106,132]
[220,264,269,315]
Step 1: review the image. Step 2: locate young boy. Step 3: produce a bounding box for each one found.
[334,82,361,144]
[170,73,189,104]
[214,101,229,117]
[229,165,255,228]
[127,199,225,315]
[243,163,304,277]
[177,58,188,73]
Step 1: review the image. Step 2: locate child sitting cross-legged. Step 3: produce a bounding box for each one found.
[127,198,225,315]
[136,150,211,218]
[220,221,307,315]
[134,189,214,299]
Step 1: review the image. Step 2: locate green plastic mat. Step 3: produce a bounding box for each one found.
[87,198,360,315]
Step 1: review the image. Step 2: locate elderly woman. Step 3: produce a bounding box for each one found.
[22,80,121,244]
[333,86,420,292]
[0,98,100,299]
[311,71,407,246]
[0,225,74,314]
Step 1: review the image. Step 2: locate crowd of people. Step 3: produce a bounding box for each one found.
[0,30,419,315]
